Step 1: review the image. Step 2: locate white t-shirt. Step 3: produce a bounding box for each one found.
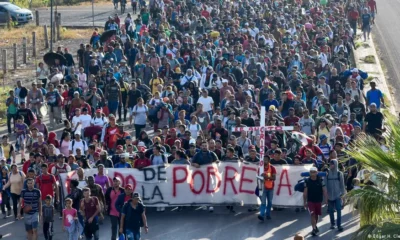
[71,116,81,129]
[51,163,72,175]
[188,123,201,138]
[91,116,108,127]
[79,114,92,129]
[68,139,88,155]
[197,96,214,112]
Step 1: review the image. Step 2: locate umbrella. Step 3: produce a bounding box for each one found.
[100,30,117,43]
[343,68,368,79]
[43,52,67,66]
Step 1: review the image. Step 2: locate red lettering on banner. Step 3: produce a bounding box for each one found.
[114,172,126,186]
[248,127,253,131]
[206,166,222,194]
[125,175,137,192]
[223,166,238,195]
[276,169,292,196]
[172,166,189,197]
[276,126,282,131]
[239,166,257,194]
[190,170,205,195]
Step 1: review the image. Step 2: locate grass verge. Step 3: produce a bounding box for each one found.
[0,86,13,126]
[0,24,93,47]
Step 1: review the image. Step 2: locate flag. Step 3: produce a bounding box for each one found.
[291,131,312,146]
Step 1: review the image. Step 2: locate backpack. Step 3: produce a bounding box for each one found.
[72,140,86,152]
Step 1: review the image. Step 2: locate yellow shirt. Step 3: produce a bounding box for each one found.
[150,78,164,95]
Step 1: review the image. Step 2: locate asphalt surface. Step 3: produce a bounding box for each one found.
[0,205,359,240]
[37,4,134,27]
[374,0,400,108]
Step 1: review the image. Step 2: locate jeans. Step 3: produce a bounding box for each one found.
[43,221,53,240]
[49,106,62,127]
[328,198,342,227]
[126,229,141,240]
[11,193,20,218]
[118,92,128,121]
[110,215,119,240]
[78,212,85,235]
[259,188,274,218]
[134,124,145,140]
[108,101,119,116]
[6,113,16,134]
[1,191,11,214]
[66,225,80,240]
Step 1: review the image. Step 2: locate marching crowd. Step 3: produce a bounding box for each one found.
[0,0,382,239]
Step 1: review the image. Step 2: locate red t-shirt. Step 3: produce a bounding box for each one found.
[22,160,32,174]
[349,10,359,20]
[105,126,119,149]
[299,145,323,159]
[340,123,354,137]
[36,174,56,200]
[368,0,377,12]
[134,158,151,169]
[284,116,300,126]
[165,137,178,147]
[82,196,99,219]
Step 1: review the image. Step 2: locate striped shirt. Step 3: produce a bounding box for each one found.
[21,188,41,215]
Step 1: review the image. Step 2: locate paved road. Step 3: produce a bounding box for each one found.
[37,4,134,27]
[374,0,400,107]
[0,205,358,239]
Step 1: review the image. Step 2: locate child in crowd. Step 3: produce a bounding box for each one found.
[63,198,80,240]
[43,195,55,240]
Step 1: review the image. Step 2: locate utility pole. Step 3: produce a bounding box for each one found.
[50,0,53,51]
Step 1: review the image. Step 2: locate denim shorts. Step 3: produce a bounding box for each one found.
[24,212,39,231]
[126,229,141,240]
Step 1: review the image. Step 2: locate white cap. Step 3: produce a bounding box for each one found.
[351,68,359,73]
[138,141,146,147]
[222,79,228,83]
[160,38,165,42]
[310,167,318,172]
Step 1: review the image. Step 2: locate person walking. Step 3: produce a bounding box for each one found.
[105,177,125,240]
[42,195,55,240]
[80,187,101,240]
[325,159,346,232]
[2,164,25,220]
[303,167,328,236]
[119,192,148,240]
[19,178,42,240]
[258,155,276,222]
[63,198,80,240]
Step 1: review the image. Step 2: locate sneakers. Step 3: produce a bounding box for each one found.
[266,216,271,220]
[330,224,335,229]
[315,227,319,233]
[311,229,318,236]
[208,206,214,212]
[257,215,264,222]
[338,226,344,232]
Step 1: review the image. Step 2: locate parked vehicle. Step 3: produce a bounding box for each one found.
[0,2,33,25]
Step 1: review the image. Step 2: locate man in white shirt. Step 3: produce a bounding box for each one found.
[91,109,108,127]
[197,89,214,115]
[79,108,92,130]
[180,69,198,87]
[68,132,88,155]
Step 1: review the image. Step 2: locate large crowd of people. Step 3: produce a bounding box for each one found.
[0,0,382,239]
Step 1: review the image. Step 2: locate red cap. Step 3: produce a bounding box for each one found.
[249,145,256,150]
[125,184,133,190]
[116,145,123,150]
[170,128,177,133]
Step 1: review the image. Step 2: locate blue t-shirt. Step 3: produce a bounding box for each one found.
[366,89,383,108]
[21,188,41,214]
[263,99,279,110]
[115,162,132,168]
[362,13,371,25]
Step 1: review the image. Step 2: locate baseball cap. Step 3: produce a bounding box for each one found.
[125,184,133,191]
[132,192,140,199]
[170,128,177,133]
[113,177,121,182]
[310,167,318,172]
[109,114,116,119]
[116,145,123,150]
[319,134,327,141]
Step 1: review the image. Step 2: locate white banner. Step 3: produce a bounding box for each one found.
[60,163,312,207]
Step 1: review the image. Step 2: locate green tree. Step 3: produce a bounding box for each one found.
[347,114,400,239]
